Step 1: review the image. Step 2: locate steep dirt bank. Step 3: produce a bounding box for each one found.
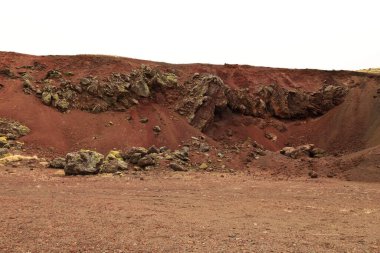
[1,51,380,180]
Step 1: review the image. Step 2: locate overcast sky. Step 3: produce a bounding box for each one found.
[1,0,379,70]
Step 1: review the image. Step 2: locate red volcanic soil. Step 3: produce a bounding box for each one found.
[1,51,380,181]
[1,52,380,252]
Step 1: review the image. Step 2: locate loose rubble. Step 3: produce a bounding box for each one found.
[280,144,326,159]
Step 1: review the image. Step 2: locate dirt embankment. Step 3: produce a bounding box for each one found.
[1,51,380,181]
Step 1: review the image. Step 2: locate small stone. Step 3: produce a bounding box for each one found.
[182,146,190,153]
[147,146,160,154]
[252,141,265,150]
[264,132,277,141]
[0,148,9,157]
[308,171,318,179]
[39,161,49,167]
[137,155,156,167]
[169,162,187,172]
[49,157,66,169]
[153,125,161,133]
[173,150,189,162]
[159,146,168,153]
[199,143,210,152]
[140,118,149,123]
[199,163,208,169]
[80,78,91,86]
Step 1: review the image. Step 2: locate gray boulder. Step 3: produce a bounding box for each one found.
[169,162,187,172]
[49,157,66,169]
[137,154,156,167]
[100,159,128,173]
[64,150,104,175]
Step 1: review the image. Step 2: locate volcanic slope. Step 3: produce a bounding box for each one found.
[1,52,380,180]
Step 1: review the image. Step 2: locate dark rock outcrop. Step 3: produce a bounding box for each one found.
[227,83,348,119]
[0,118,30,140]
[25,65,177,113]
[49,157,66,169]
[64,150,104,175]
[280,144,326,159]
[176,74,228,130]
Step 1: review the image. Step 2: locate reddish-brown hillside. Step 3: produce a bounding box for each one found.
[1,51,379,180]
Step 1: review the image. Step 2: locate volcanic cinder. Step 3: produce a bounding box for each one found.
[1,52,380,252]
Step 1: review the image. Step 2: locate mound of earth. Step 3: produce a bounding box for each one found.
[1,51,380,181]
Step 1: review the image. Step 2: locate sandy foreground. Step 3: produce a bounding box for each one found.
[0,167,379,253]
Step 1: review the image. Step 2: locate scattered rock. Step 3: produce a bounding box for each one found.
[0,118,30,139]
[264,132,277,141]
[169,162,187,171]
[137,154,156,167]
[173,150,189,162]
[129,153,143,164]
[176,74,228,131]
[309,171,318,178]
[0,148,9,158]
[153,125,161,133]
[123,147,148,162]
[0,68,15,78]
[100,159,128,173]
[45,70,62,79]
[159,146,169,153]
[39,161,49,167]
[131,79,150,97]
[140,118,149,123]
[252,141,264,150]
[280,144,326,159]
[199,163,208,170]
[310,148,326,158]
[0,136,7,148]
[147,145,160,154]
[64,150,104,175]
[0,154,39,164]
[49,157,66,169]
[199,143,210,152]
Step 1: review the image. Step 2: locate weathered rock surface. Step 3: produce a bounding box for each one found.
[176,74,228,130]
[64,150,104,175]
[137,154,156,167]
[280,144,326,159]
[100,159,128,173]
[175,73,348,132]
[227,83,348,119]
[0,148,9,158]
[0,118,30,139]
[99,150,129,173]
[25,65,177,113]
[49,157,66,169]
[169,162,187,171]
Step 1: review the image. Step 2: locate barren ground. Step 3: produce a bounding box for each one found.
[1,52,380,252]
[1,167,379,253]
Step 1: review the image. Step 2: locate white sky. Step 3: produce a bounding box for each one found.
[1,0,380,70]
